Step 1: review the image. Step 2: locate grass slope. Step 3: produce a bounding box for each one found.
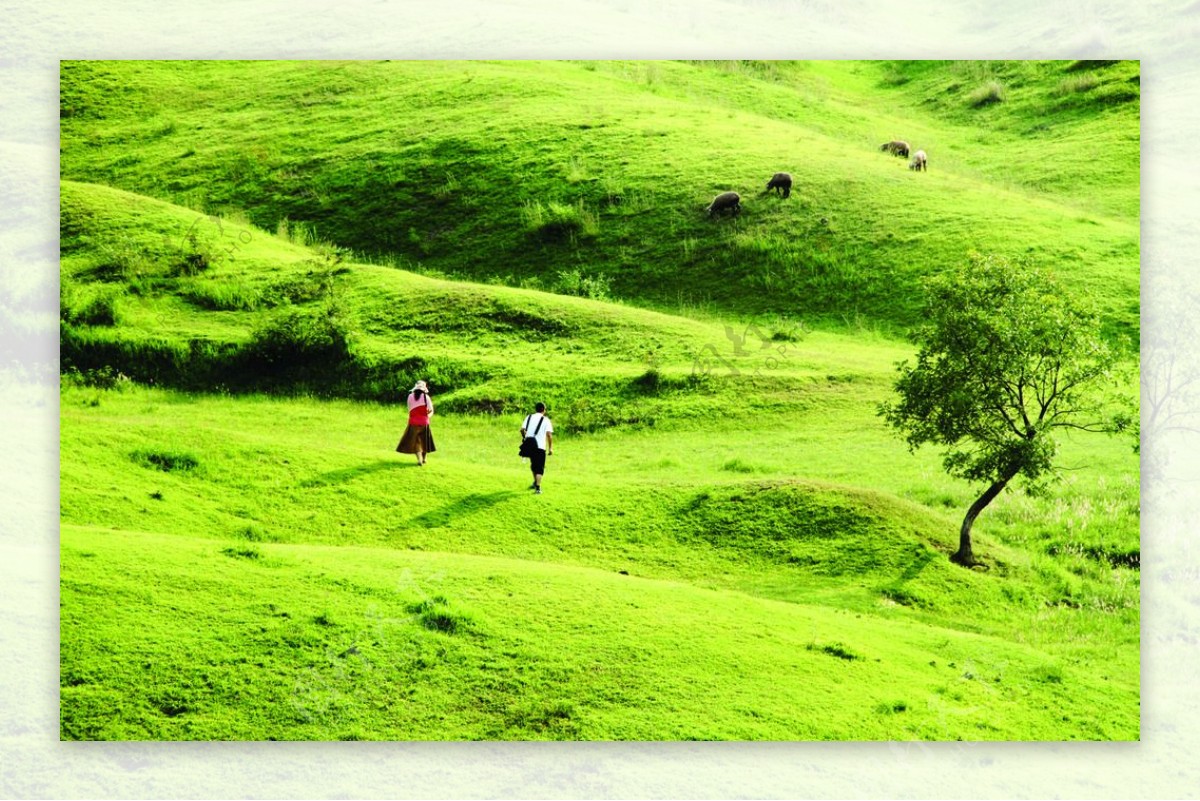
[60,178,898,421]
[61,383,1138,741]
[59,59,1139,339]
[62,524,1134,741]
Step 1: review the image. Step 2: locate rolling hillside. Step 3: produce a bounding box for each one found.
[60,59,1140,337]
[58,60,1140,741]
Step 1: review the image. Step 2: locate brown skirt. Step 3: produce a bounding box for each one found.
[396,424,436,454]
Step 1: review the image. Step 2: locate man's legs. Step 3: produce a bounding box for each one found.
[530,449,546,492]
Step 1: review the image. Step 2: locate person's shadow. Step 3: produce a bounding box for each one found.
[299,458,415,487]
[407,490,522,528]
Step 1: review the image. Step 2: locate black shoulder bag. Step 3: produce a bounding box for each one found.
[518,414,546,458]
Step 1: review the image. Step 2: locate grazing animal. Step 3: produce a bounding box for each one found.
[908,150,927,171]
[765,172,792,198]
[880,140,910,158]
[707,191,742,218]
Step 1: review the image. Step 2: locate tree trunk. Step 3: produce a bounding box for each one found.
[951,473,1015,566]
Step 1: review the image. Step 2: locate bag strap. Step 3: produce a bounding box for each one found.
[531,414,545,437]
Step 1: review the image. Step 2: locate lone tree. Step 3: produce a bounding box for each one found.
[880,254,1124,566]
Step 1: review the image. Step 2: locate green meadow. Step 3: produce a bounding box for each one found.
[59,59,1140,740]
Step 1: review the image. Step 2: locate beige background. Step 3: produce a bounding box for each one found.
[1,0,1194,797]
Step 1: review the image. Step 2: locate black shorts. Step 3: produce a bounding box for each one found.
[529,448,547,475]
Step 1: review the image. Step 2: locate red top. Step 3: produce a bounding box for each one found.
[408,392,432,426]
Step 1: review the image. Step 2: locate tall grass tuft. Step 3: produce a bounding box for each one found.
[407,596,472,635]
[174,229,222,276]
[1056,74,1099,96]
[879,64,911,87]
[90,240,150,281]
[599,174,625,206]
[521,200,599,243]
[182,279,262,311]
[275,217,317,247]
[130,447,201,473]
[563,155,590,184]
[968,80,1006,108]
[433,171,461,200]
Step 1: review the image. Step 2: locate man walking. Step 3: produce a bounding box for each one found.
[520,402,554,494]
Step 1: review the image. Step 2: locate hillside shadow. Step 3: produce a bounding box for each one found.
[300,458,415,487]
[407,490,522,529]
[896,548,937,584]
[879,548,939,607]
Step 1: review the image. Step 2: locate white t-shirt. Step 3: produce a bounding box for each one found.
[522,413,553,450]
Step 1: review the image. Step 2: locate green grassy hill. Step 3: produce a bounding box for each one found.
[61,383,1138,740]
[58,60,1140,741]
[60,59,1140,338]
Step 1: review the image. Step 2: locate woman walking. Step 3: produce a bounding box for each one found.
[396,380,436,466]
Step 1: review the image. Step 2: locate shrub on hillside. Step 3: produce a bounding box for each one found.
[62,365,133,391]
[173,229,222,277]
[260,269,335,307]
[554,268,612,301]
[275,217,316,247]
[352,354,490,402]
[561,396,651,433]
[630,367,697,395]
[505,700,580,737]
[878,65,911,87]
[61,284,122,327]
[123,272,167,297]
[632,368,662,393]
[245,306,352,369]
[90,240,150,281]
[60,324,191,384]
